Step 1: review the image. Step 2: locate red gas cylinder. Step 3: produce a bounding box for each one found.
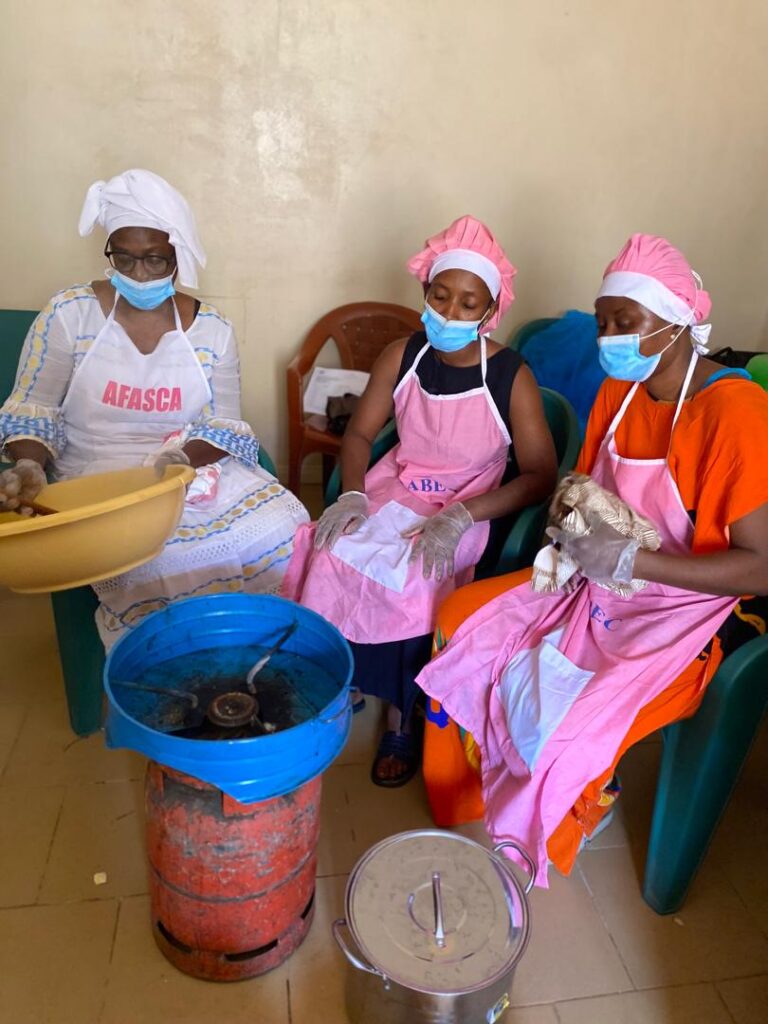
[145,761,321,981]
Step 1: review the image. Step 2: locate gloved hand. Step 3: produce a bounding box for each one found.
[547,513,640,585]
[0,459,47,512]
[402,502,474,582]
[314,491,369,551]
[152,446,191,478]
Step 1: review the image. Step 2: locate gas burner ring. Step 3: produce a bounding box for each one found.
[206,692,259,728]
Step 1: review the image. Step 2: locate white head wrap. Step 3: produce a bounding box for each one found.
[428,249,502,301]
[597,270,713,354]
[78,169,206,288]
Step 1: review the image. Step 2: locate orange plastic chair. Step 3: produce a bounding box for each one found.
[286,302,422,496]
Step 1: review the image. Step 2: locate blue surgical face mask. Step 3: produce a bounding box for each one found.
[597,325,680,382]
[421,302,487,353]
[109,270,176,310]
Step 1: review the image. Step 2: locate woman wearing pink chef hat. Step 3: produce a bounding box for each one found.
[417,233,768,887]
[282,215,559,786]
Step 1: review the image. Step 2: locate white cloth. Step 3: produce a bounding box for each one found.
[78,169,206,288]
[428,249,502,299]
[597,270,712,354]
[143,436,224,509]
[332,500,424,593]
[498,627,594,774]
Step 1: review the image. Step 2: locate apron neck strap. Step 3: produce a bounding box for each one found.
[479,334,488,383]
[170,299,184,333]
[605,380,641,437]
[665,350,699,454]
[107,291,183,333]
[604,351,700,450]
[671,351,699,432]
[106,288,120,321]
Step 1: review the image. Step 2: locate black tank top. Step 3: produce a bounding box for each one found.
[396,331,524,436]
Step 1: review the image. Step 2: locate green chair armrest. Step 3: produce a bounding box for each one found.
[257,445,278,478]
[323,419,399,507]
[493,503,548,576]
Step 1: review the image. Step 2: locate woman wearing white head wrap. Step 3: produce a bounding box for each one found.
[0,169,308,648]
[78,169,206,289]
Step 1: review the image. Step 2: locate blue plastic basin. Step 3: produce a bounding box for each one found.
[104,593,353,803]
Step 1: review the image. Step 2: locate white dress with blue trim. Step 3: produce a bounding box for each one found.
[0,286,309,647]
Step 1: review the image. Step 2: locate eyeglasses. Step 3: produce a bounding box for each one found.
[104,249,176,277]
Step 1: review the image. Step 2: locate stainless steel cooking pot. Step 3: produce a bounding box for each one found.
[333,829,535,1024]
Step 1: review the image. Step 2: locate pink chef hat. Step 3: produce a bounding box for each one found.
[598,234,713,351]
[406,215,517,332]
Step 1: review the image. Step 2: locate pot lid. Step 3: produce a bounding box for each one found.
[346,830,532,993]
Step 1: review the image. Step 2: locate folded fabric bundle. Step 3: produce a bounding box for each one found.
[532,472,660,598]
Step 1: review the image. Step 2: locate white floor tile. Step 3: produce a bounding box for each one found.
[0,783,64,906]
[100,895,289,1024]
[3,697,145,787]
[556,982,733,1023]
[511,868,633,1005]
[0,900,117,1024]
[580,846,768,987]
[717,974,768,1024]
[39,780,147,903]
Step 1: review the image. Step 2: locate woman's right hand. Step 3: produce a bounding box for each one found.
[0,459,47,511]
[314,491,369,551]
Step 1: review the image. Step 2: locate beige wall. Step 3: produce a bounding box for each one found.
[2,1,767,475]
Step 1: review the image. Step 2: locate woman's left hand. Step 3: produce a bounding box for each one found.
[402,503,474,582]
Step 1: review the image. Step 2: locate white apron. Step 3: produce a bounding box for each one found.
[57,295,211,478]
[55,294,308,647]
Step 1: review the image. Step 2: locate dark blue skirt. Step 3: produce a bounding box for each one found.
[350,633,433,717]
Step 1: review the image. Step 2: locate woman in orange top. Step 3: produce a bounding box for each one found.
[421,234,768,877]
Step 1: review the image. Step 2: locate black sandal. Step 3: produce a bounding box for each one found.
[371,730,419,788]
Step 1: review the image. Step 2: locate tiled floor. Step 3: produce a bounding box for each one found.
[0,589,766,1023]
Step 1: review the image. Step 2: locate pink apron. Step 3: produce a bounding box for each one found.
[416,353,738,885]
[281,338,511,643]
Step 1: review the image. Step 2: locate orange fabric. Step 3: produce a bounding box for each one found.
[424,571,530,827]
[576,376,768,552]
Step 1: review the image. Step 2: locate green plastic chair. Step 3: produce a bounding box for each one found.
[643,633,768,913]
[507,317,558,352]
[1,308,278,736]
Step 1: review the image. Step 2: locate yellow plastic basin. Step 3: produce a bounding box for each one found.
[0,464,195,594]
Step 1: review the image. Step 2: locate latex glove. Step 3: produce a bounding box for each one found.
[314,491,369,551]
[547,514,640,585]
[0,459,47,512]
[402,502,474,582]
[152,446,191,478]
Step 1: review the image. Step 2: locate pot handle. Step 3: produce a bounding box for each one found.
[332,918,385,978]
[493,841,537,894]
